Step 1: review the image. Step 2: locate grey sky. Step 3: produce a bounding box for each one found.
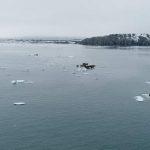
[0,0,149,37]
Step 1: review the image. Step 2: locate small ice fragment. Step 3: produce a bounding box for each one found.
[81,68,87,72]
[142,94,150,99]
[11,80,17,85]
[14,102,26,105]
[16,80,25,83]
[135,96,144,102]
[11,80,29,85]
[145,81,150,84]
[77,68,82,72]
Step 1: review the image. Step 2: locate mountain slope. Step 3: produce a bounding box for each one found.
[79,34,150,46]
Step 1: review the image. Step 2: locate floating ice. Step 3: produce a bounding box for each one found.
[14,102,26,105]
[16,80,25,83]
[0,66,7,70]
[135,96,144,102]
[77,68,82,72]
[77,67,87,72]
[82,68,87,72]
[11,80,33,85]
[142,94,150,99]
[11,80,17,85]
[145,81,150,84]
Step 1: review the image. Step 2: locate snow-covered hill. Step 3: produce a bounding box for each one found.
[80,34,150,46]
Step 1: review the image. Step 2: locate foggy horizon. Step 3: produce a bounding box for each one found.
[0,0,149,38]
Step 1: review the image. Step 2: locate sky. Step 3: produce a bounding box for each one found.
[0,0,149,38]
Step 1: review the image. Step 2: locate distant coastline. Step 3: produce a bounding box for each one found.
[0,38,81,44]
[1,34,150,46]
[79,34,150,46]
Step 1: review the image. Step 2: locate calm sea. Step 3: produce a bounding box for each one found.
[0,43,150,150]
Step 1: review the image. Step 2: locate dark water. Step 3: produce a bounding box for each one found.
[0,43,150,150]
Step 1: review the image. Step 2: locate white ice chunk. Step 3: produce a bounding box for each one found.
[145,81,150,84]
[11,80,17,85]
[16,80,25,83]
[14,102,26,105]
[135,96,144,102]
[11,80,33,85]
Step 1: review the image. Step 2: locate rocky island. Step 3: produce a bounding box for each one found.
[79,34,150,46]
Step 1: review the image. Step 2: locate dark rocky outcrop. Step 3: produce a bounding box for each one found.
[79,34,150,46]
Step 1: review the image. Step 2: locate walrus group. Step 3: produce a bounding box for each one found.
[76,63,96,70]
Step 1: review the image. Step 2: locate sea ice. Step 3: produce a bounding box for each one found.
[11,80,17,85]
[135,96,144,102]
[142,94,150,99]
[11,80,33,85]
[14,102,26,105]
[145,81,150,84]
[16,80,25,83]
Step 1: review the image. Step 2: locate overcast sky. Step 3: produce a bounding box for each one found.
[0,0,149,37]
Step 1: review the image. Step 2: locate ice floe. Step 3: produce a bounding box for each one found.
[142,93,150,99]
[14,102,26,105]
[16,80,25,83]
[11,80,33,85]
[135,96,144,102]
[11,80,17,85]
[145,81,150,84]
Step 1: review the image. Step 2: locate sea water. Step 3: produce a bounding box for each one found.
[0,43,150,149]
